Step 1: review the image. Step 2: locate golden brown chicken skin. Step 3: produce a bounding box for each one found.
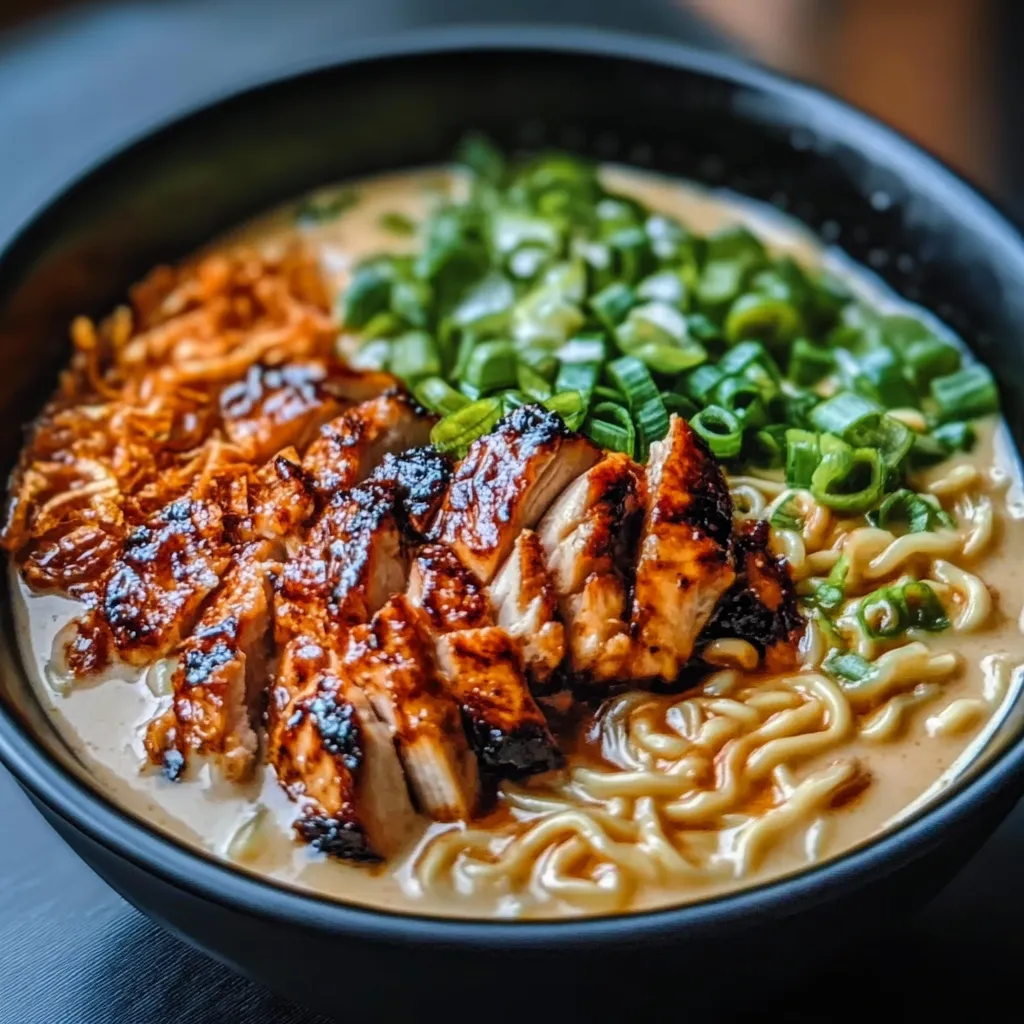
[431,405,599,584]
[268,637,419,862]
[63,496,232,677]
[302,392,435,499]
[701,519,804,671]
[629,415,736,684]
[343,595,480,820]
[144,548,274,781]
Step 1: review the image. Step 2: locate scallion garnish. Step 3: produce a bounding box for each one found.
[334,135,998,478]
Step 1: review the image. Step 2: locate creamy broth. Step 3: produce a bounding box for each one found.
[11,165,1024,918]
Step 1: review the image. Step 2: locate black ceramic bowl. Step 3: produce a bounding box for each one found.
[3,25,1024,1022]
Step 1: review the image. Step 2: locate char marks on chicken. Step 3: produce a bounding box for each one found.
[629,416,737,684]
[370,446,453,539]
[432,405,599,584]
[343,595,480,820]
[145,547,274,781]
[63,496,232,676]
[268,638,420,861]
[701,519,804,670]
[302,392,434,499]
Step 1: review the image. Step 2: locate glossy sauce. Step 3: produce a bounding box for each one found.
[12,166,1024,918]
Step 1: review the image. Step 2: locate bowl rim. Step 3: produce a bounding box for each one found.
[2,21,1024,948]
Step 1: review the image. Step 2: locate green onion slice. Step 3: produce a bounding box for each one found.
[690,405,743,459]
[430,397,504,457]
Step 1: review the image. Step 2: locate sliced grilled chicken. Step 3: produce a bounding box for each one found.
[220,362,344,462]
[489,529,565,685]
[63,496,231,676]
[434,626,562,778]
[432,405,599,584]
[302,392,434,499]
[274,480,406,644]
[343,595,480,820]
[268,638,419,861]
[407,543,495,634]
[629,415,735,683]
[251,446,316,548]
[144,549,273,781]
[537,453,646,681]
[702,519,804,671]
[370,446,453,539]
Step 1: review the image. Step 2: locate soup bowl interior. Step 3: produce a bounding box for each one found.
[2,27,1024,1020]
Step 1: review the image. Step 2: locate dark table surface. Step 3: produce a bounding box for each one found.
[2,3,1024,1021]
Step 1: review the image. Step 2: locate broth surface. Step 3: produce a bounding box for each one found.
[12,166,1024,918]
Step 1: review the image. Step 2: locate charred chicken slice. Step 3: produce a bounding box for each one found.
[431,405,599,584]
[407,543,495,634]
[302,392,435,499]
[537,452,646,682]
[488,530,565,686]
[701,519,804,671]
[63,496,232,676]
[434,626,562,778]
[369,446,453,539]
[274,480,406,644]
[268,637,419,861]
[250,446,316,549]
[629,415,736,684]
[343,595,480,820]
[144,548,273,781]
[220,362,344,462]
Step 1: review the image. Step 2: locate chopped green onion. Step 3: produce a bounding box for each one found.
[690,405,743,459]
[543,391,589,431]
[557,334,606,364]
[810,434,885,514]
[389,331,441,383]
[858,588,907,638]
[714,376,766,427]
[430,397,504,457]
[811,554,849,612]
[930,365,999,422]
[725,292,804,349]
[823,649,877,686]
[931,420,976,453]
[414,376,471,416]
[379,211,417,236]
[865,489,955,533]
[341,259,395,328]
[554,361,600,400]
[785,429,821,488]
[586,402,635,456]
[787,337,834,387]
[606,356,659,411]
[900,581,950,632]
[682,364,724,404]
[637,269,688,308]
[853,347,918,409]
[770,490,805,532]
[808,391,880,438]
[517,364,554,402]
[661,392,698,419]
[590,282,636,329]
[635,395,670,462]
[295,189,359,225]
[463,340,517,393]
